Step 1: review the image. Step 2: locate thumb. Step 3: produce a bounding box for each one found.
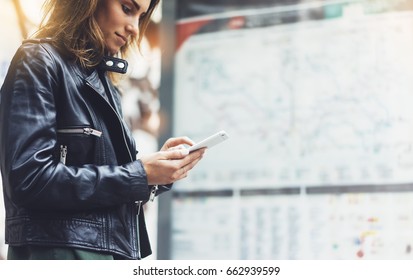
[167,144,187,151]
[162,148,189,160]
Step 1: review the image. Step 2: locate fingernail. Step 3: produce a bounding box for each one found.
[181,149,189,156]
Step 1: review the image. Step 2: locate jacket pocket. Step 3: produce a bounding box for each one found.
[57,127,102,166]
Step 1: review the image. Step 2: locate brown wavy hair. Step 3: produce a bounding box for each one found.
[34,0,160,70]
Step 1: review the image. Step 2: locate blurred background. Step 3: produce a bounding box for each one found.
[3,0,413,260]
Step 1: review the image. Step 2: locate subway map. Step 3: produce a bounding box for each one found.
[170,2,413,260]
[173,11,413,190]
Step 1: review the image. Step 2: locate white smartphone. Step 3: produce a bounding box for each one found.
[187,130,229,152]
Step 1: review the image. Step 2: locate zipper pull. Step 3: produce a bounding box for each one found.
[83,128,102,137]
[149,185,158,202]
[60,145,67,165]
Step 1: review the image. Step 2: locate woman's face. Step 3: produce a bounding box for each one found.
[95,0,150,55]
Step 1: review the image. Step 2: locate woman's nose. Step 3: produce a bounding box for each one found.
[126,18,140,37]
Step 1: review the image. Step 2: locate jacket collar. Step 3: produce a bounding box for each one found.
[98,56,128,74]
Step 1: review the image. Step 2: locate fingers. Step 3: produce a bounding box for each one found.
[180,165,188,177]
[161,137,194,151]
[178,148,206,175]
[167,144,187,151]
[180,154,204,176]
[169,152,204,182]
[162,146,206,160]
[162,148,206,181]
[141,147,206,185]
[161,148,189,160]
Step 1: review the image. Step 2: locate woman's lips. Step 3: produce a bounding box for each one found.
[116,33,127,45]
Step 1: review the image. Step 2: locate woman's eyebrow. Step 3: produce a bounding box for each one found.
[131,0,140,11]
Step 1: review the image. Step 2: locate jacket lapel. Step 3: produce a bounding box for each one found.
[84,70,107,100]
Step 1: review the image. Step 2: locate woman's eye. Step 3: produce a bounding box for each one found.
[122,4,132,14]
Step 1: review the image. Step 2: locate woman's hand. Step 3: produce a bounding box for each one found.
[139,137,206,185]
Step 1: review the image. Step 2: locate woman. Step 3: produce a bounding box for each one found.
[0,0,205,260]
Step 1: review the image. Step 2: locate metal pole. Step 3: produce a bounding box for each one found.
[157,0,177,260]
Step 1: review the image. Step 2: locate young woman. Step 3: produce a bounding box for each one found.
[0,0,205,260]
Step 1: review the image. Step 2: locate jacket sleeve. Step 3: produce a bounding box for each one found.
[0,43,150,210]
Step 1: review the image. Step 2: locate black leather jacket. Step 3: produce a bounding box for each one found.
[0,39,164,259]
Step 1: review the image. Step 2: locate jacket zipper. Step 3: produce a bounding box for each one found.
[58,128,102,165]
[135,202,142,259]
[57,127,103,137]
[86,79,142,259]
[149,185,158,202]
[85,81,132,160]
[60,145,67,165]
